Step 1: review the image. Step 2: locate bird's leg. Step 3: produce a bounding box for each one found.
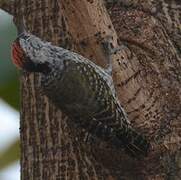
[101,36,123,75]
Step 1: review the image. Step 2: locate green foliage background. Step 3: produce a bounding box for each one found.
[0,10,20,174]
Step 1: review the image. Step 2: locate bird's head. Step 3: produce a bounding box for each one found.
[12,17,51,74]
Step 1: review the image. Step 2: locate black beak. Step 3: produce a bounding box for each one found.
[13,17,26,36]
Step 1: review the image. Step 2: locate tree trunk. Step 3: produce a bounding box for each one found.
[1,0,180,179]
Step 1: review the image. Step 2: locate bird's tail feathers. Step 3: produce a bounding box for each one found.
[116,127,150,158]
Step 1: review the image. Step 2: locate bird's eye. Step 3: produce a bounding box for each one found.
[18,33,30,40]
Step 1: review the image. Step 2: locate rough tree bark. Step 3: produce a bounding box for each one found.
[0,0,180,179]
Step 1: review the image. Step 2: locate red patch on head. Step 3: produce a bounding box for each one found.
[11,41,25,68]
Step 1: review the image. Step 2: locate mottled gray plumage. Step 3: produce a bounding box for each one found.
[12,30,150,157]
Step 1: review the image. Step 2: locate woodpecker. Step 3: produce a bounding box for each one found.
[12,18,150,158]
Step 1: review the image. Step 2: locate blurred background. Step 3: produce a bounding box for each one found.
[0,9,20,180]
